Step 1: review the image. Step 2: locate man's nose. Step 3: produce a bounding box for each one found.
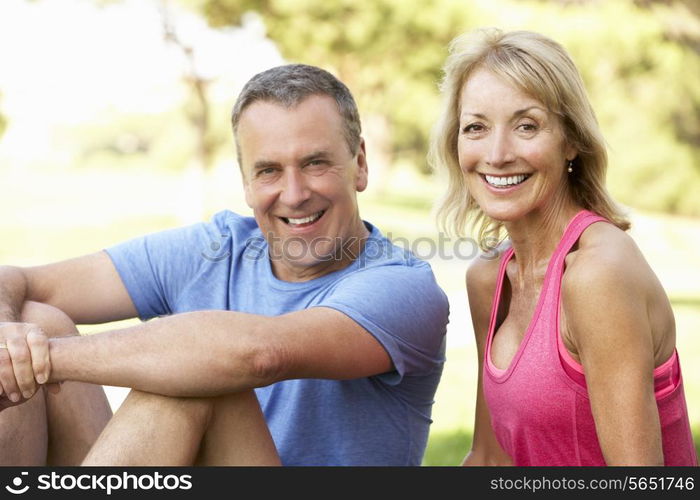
[279,168,311,207]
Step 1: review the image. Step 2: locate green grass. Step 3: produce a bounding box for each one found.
[423,428,473,466]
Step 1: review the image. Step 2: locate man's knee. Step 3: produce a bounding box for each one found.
[19,301,78,338]
[123,390,215,428]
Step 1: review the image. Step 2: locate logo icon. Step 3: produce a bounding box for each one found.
[5,472,29,494]
[201,234,231,262]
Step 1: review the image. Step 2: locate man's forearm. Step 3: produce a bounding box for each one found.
[48,311,277,397]
[0,266,29,321]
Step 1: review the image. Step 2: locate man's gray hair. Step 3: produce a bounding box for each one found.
[231,64,362,165]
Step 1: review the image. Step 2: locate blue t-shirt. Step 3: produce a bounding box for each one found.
[106,210,448,465]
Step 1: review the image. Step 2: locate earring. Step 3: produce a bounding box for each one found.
[567,160,573,173]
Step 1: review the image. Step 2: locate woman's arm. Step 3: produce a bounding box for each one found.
[562,231,668,465]
[462,255,513,466]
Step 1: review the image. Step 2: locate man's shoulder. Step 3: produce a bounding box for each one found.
[209,210,259,237]
[206,210,264,255]
[359,221,429,271]
[328,223,447,307]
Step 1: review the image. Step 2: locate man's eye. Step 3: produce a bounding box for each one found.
[257,168,276,176]
[304,160,329,174]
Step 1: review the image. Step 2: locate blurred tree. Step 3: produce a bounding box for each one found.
[635,0,700,20]
[68,0,699,215]
[62,0,231,222]
[184,0,700,214]
[159,0,226,221]
[550,0,700,215]
[184,0,478,192]
[633,0,700,149]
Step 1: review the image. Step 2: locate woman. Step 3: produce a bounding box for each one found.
[431,28,697,466]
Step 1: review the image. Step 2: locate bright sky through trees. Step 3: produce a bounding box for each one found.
[0,0,281,165]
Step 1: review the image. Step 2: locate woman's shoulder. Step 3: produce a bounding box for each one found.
[562,219,670,327]
[466,241,510,293]
[465,243,511,341]
[564,220,651,289]
[561,217,676,367]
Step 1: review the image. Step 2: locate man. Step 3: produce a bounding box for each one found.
[0,64,448,466]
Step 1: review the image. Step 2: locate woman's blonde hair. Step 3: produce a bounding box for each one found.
[430,28,629,250]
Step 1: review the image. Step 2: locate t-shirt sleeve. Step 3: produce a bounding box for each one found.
[318,263,449,385]
[105,214,229,320]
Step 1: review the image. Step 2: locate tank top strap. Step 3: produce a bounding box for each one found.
[549,210,608,272]
[485,211,607,378]
[543,209,609,376]
[488,247,513,332]
[542,209,609,320]
[485,246,515,364]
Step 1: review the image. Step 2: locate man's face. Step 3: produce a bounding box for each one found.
[238,95,368,282]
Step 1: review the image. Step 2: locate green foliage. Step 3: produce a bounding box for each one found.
[543,0,700,215]
[196,0,478,172]
[423,428,471,466]
[191,0,700,215]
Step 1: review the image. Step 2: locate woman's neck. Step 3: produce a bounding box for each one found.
[504,198,582,282]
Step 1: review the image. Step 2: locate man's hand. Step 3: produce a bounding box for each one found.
[0,322,51,408]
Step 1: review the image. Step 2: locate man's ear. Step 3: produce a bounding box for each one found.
[243,172,253,208]
[355,138,368,192]
[244,185,252,208]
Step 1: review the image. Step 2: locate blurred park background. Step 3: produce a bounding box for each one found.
[1,0,699,465]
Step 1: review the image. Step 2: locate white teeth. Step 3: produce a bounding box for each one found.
[286,211,323,225]
[485,174,528,187]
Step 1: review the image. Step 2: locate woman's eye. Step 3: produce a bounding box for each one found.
[462,123,485,134]
[518,122,538,132]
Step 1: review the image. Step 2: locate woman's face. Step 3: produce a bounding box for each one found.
[457,68,576,224]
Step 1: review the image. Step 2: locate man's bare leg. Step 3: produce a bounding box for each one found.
[0,390,48,465]
[195,390,280,465]
[0,301,112,465]
[82,389,280,466]
[44,371,113,465]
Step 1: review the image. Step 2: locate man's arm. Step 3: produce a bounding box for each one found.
[48,307,393,396]
[0,251,138,403]
[0,251,138,325]
[0,269,27,322]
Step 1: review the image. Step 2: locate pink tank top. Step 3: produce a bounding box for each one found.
[482,210,698,466]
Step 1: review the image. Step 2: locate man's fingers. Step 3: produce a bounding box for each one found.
[0,347,21,402]
[6,336,37,400]
[27,327,50,385]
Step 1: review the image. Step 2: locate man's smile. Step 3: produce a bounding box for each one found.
[279,210,326,228]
